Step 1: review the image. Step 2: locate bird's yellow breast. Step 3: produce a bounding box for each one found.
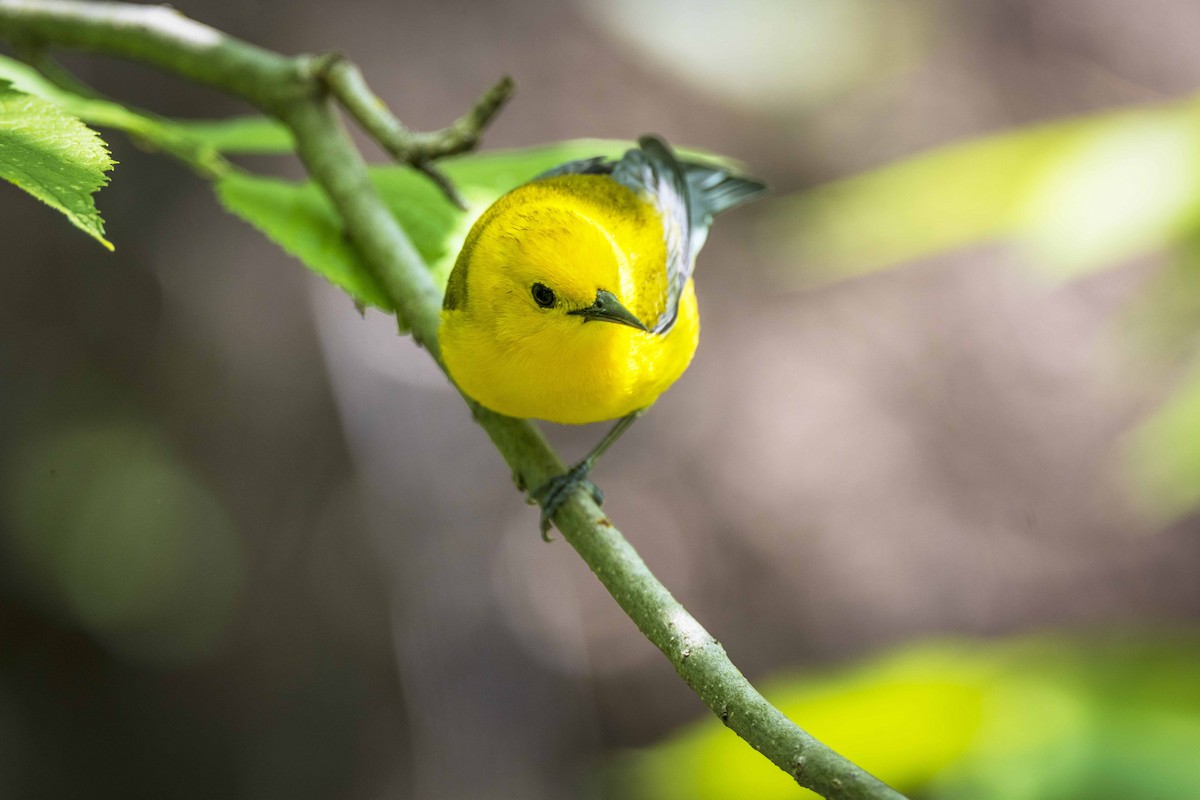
[439,175,700,425]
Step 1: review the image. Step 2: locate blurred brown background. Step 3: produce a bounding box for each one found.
[2,1,1200,798]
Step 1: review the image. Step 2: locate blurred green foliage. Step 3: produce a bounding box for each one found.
[626,635,1200,800]
[1126,365,1200,523]
[769,97,1200,523]
[0,421,245,665]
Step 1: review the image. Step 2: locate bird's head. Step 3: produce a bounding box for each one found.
[443,182,651,352]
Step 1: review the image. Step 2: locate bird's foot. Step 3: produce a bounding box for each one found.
[531,462,604,541]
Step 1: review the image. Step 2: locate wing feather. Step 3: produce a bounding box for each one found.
[537,137,766,333]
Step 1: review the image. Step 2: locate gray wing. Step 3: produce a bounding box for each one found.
[615,137,766,333]
[535,156,610,178]
[611,137,692,333]
[539,137,766,334]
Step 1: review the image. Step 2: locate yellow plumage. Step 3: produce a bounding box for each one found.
[438,137,762,534]
[440,174,700,424]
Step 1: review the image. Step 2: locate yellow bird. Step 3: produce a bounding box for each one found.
[440,136,764,535]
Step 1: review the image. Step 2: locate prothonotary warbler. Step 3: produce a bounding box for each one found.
[440,136,765,536]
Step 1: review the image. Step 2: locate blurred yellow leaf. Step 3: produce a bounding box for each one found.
[1020,109,1200,277]
[769,102,1200,282]
[627,643,995,799]
[625,636,1200,800]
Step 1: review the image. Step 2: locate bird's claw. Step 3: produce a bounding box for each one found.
[532,463,604,541]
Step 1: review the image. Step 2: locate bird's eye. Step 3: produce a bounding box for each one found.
[531,283,556,308]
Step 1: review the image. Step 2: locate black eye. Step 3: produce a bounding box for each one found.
[531,283,556,308]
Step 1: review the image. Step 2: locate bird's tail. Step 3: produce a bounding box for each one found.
[685,164,768,217]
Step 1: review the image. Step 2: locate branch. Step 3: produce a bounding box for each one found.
[0,3,906,798]
[313,53,513,209]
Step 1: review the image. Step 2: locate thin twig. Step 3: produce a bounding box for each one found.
[314,52,513,208]
[0,4,906,798]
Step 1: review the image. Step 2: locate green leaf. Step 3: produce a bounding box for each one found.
[0,52,96,112]
[769,102,1200,282]
[0,54,292,156]
[215,140,636,313]
[443,138,631,195]
[0,82,114,249]
[216,170,392,309]
[169,115,293,154]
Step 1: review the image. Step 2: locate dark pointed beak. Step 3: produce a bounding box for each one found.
[567,290,648,332]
